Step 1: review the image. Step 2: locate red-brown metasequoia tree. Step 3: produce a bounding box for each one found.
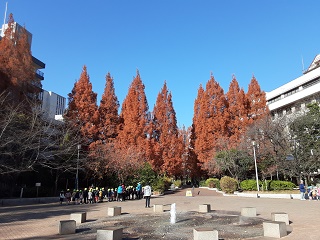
[98,72,120,142]
[225,76,249,146]
[65,66,99,145]
[246,76,269,124]
[150,81,183,176]
[116,70,149,158]
[191,74,267,175]
[0,13,35,102]
[192,74,227,173]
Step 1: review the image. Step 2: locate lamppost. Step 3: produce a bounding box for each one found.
[252,141,260,192]
[76,144,81,190]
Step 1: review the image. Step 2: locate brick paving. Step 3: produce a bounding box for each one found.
[0,188,319,239]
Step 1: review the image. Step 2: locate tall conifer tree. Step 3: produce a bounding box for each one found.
[151,82,183,175]
[117,70,149,152]
[226,76,248,146]
[192,75,227,173]
[65,66,99,145]
[246,76,268,123]
[98,72,119,142]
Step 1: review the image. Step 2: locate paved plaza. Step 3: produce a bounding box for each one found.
[0,188,319,239]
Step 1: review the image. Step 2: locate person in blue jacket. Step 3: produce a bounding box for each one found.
[117,184,123,201]
[299,180,306,200]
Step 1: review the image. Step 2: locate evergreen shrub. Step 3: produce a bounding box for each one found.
[205,178,220,189]
[240,179,261,191]
[269,180,296,190]
[220,176,238,194]
[173,180,182,188]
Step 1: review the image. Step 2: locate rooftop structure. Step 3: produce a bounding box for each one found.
[266,54,320,118]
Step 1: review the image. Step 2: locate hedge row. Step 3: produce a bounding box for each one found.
[201,178,296,192]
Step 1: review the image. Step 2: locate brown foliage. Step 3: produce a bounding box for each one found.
[65,66,99,144]
[191,74,268,175]
[226,76,249,146]
[246,76,269,123]
[88,142,144,183]
[117,70,149,153]
[98,72,120,142]
[150,82,183,175]
[193,74,227,172]
[0,13,36,103]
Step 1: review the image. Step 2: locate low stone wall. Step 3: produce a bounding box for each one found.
[0,197,58,206]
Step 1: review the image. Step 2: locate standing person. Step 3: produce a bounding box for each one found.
[59,191,65,205]
[65,189,71,205]
[83,188,88,204]
[144,182,152,208]
[137,182,142,199]
[117,185,123,201]
[88,189,93,204]
[299,180,306,200]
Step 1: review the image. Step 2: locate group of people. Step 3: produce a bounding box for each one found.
[299,180,320,200]
[59,182,152,207]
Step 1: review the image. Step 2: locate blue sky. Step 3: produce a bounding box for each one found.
[3,1,320,128]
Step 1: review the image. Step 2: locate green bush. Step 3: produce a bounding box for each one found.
[240,179,295,191]
[240,179,261,191]
[173,179,182,188]
[269,180,296,190]
[199,180,206,187]
[152,176,171,193]
[220,176,238,194]
[205,178,220,189]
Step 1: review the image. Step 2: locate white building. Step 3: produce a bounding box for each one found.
[266,54,320,118]
[40,90,66,121]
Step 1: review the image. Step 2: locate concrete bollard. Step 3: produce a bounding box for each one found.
[59,220,76,235]
[193,227,218,240]
[241,207,256,217]
[263,221,287,238]
[153,204,164,212]
[108,206,121,216]
[70,212,86,224]
[199,204,211,213]
[271,212,289,225]
[97,228,123,240]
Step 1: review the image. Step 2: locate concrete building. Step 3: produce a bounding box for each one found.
[266,54,320,118]
[40,90,66,121]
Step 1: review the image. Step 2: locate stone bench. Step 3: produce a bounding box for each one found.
[97,227,123,240]
[193,227,218,240]
[153,204,164,212]
[241,207,256,217]
[59,220,76,235]
[271,212,289,225]
[199,204,211,213]
[108,206,121,216]
[70,212,86,224]
[263,221,287,238]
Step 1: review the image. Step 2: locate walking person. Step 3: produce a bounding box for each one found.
[144,182,152,208]
[299,180,306,200]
